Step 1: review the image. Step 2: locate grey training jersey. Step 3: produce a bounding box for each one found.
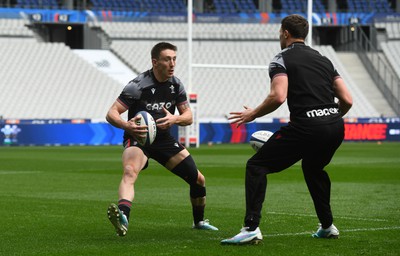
[118,69,188,135]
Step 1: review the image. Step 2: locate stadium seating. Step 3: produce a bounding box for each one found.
[99,21,280,40]
[234,0,258,13]
[109,37,380,120]
[0,38,122,119]
[347,0,394,13]
[89,0,186,12]
[212,0,237,13]
[382,21,400,39]
[212,0,258,13]
[319,46,381,117]
[0,18,34,37]
[9,0,396,14]
[15,0,59,9]
[1,14,391,119]
[280,0,325,13]
[381,41,400,93]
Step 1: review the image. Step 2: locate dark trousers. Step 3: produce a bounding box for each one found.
[244,119,344,230]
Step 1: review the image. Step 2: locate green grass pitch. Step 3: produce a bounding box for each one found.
[0,142,399,256]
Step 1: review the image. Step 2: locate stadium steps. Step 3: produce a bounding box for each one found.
[336,52,396,117]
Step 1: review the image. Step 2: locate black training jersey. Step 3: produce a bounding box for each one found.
[117,69,188,136]
[269,42,342,126]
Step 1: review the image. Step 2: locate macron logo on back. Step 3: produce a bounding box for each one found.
[306,107,339,118]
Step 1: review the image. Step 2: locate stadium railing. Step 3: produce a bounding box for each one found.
[347,24,400,116]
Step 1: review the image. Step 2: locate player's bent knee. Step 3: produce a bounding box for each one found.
[123,163,133,171]
[123,168,137,181]
[196,171,205,186]
[170,155,198,185]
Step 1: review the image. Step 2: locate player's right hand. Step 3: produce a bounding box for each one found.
[126,116,148,139]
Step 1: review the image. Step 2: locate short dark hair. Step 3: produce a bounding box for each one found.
[281,14,309,39]
[151,42,177,59]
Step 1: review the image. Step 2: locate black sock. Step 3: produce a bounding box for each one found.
[247,226,258,232]
[245,220,258,231]
[192,205,205,224]
[118,199,132,220]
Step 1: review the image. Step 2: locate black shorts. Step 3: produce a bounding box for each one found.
[123,133,185,168]
[249,119,345,173]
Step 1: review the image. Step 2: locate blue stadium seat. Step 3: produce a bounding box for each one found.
[16,0,58,9]
[89,0,140,11]
[278,0,392,14]
[213,0,237,13]
[280,0,326,13]
[233,0,258,13]
[347,0,394,13]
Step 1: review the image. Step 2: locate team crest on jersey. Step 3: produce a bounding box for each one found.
[151,88,156,94]
[170,85,175,93]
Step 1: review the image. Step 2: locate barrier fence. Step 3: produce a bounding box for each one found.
[1,117,399,146]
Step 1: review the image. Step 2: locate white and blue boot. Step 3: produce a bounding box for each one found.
[107,203,129,236]
[193,219,219,231]
[312,223,339,239]
[221,227,263,245]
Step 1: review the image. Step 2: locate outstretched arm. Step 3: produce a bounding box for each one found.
[229,75,288,127]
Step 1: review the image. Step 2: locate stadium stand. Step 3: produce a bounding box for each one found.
[0,38,122,119]
[89,0,186,12]
[0,0,398,120]
[234,0,258,13]
[1,20,394,119]
[280,0,326,13]
[0,18,34,37]
[320,46,381,117]
[380,41,400,98]
[99,21,280,40]
[109,38,381,119]
[347,0,394,13]
[212,0,237,13]
[109,39,289,120]
[382,21,400,39]
[201,0,396,14]
[3,0,397,14]
[15,0,59,9]
[210,0,258,13]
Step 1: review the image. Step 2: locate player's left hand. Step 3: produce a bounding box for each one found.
[156,107,177,130]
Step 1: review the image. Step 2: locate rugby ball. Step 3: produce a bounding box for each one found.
[249,130,274,151]
[134,111,157,146]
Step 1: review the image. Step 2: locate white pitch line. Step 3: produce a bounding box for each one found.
[0,170,42,175]
[264,231,310,237]
[264,226,400,237]
[343,226,400,232]
[267,211,389,222]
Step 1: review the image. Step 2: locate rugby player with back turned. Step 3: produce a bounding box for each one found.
[221,14,353,245]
